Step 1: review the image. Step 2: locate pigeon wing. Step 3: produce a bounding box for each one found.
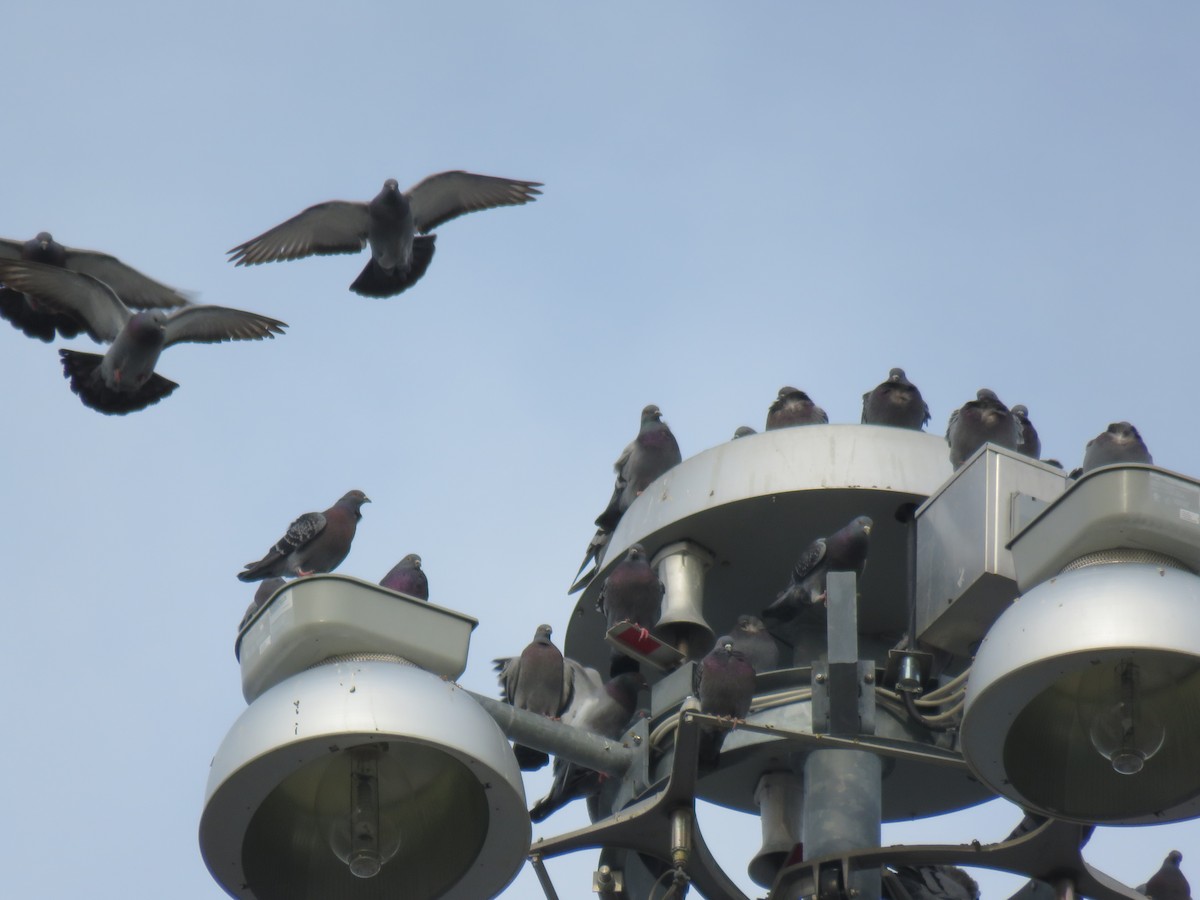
[407,171,542,233]
[162,305,286,347]
[63,248,191,309]
[0,260,129,342]
[791,538,828,584]
[0,238,22,260]
[228,201,372,265]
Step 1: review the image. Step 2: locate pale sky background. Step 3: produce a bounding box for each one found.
[2,3,1197,899]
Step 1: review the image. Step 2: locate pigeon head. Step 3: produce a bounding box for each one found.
[533,623,553,643]
[1011,404,1029,418]
[400,553,421,568]
[640,404,663,422]
[625,543,647,562]
[1108,421,1140,440]
[887,368,909,383]
[339,490,371,508]
[383,178,400,192]
[853,516,873,535]
[736,614,765,633]
[1168,850,1183,865]
[776,386,805,400]
[732,426,756,439]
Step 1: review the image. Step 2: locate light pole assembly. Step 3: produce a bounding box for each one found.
[199,425,1200,899]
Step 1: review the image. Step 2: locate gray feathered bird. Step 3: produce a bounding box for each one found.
[0,260,284,415]
[1011,405,1041,459]
[238,577,287,631]
[528,671,644,822]
[946,389,1020,469]
[1078,422,1153,475]
[238,490,370,582]
[695,642,757,768]
[1139,851,1190,900]
[861,368,930,430]
[732,425,757,439]
[228,172,542,297]
[379,553,429,600]
[763,515,873,626]
[766,386,828,430]
[0,232,189,342]
[495,624,572,771]
[716,615,779,673]
[571,405,682,592]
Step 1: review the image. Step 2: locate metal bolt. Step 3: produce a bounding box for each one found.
[815,673,826,684]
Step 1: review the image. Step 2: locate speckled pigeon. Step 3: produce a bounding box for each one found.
[716,615,779,673]
[0,260,285,415]
[1011,405,1041,459]
[765,386,828,430]
[597,543,665,675]
[529,671,644,822]
[495,624,572,771]
[571,405,682,593]
[861,368,930,430]
[1139,851,1190,900]
[238,577,287,631]
[695,642,757,768]
[763,515,873,627]
[379,553,428,600]
[228,172,541,298]
[945,389,1021,469]
[0,232,189,342]
[732,425,757,439]
[1078,422,1153,475]
[238,490,370,582]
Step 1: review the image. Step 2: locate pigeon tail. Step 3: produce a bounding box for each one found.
[350,235,436,297]
[237,552,289,583]
[59,349,178,415]
[0,289,84,342]
[512,744,550,772]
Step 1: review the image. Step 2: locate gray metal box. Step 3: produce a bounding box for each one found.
[915,443,1067,657]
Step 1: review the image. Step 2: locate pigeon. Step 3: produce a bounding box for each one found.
[228,172,542,298]
[0,232,189,342]
[495,624,572,771]
[763,515,873,627]
[0,259,285,415]
[695,642,757,768]
[238,490,370,582]
[571,405,682,592]
[732,425,757,439]
[886,866,979,900]
[1139,851,1190,900]
[861,368,930,430]
[716,615,779,673]
[1011,405,1041,459]
[945,389,1021,469]
[238,577,287,631]
[528,671,644,822]
[597,544,665,675]
[765,386,828,430]
[379,553,429,600]
[1078,422,1153,475]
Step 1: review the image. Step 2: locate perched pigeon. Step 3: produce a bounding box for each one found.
[0,260,284,415]
[886,866,979,900]
[1078,422,1153,475]
[716,615,779,673]
[1139,851,1190,900]
[732,425,757,439]
[238,490,370,582]
[1011,405,1041,459]
[763,515,873,626]
[695,642,757,768]
[379,553,428,600]
[0,232,189,342]
[597,544,665,675]
[861,368,930,430]
[529,671,644,822]
[765,386,828,430]
[495,624,571,771]
[945,389,1021,469]
[571,405,682,592]
[238,577,287,631]
[228,172,542,298]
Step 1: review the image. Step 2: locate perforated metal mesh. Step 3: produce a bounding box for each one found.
[1061,548,1192,574]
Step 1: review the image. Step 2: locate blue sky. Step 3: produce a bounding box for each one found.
[2,3,1197,898]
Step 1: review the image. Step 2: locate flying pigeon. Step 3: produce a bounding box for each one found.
[1011,405,1041,459]
[716,615,779,673]
[1139,851,1190,900]
[495,624,572,771]
[238,490,370,582]
[228,172,542,298]
[732,425,757,439]
[571,405,682,592]
[763,515,873,627]
[945,389,1021,469]
[0,232,189,342]
[0,260,284,415]
[597,543,664,675]
[861,368,930,430]
[238,577,287,631]
[695,642,757,768]
[765,386,828,430]
[379,553,429,600]
[1078,422,1153,475]
[528,671,644,822]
